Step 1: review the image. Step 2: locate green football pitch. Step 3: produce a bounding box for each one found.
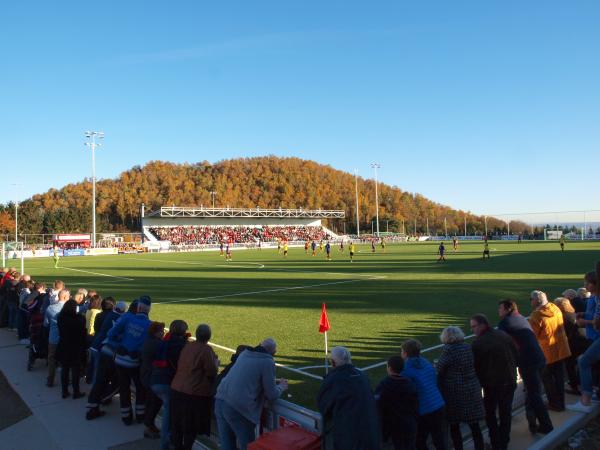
[16,240,600,408]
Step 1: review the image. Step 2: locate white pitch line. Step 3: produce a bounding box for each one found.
[127,257,265,270]
[153,278,367,305]
[208,342,322,380]
[59,266,135,281]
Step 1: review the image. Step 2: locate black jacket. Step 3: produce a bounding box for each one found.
[498,313,545,368]
[472,327,518,387]
[56,314,87,365]
[317,364,380,450]
[374,375,418,441]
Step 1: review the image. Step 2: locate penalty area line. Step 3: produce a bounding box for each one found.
[153,278,368,305]
[127,257,265,270]
[58,266,135,281]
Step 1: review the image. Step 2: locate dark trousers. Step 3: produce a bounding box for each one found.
[542,360,566,409]
[171,389,212,450]
[482,384,515,450]
[117,365,145,420]
[519,363,553,430]
[17,309,29,340]
[0,295,7,327]
[144,384,163,428]
[391,432,417,450]
[416,407,447,450]
[87,352,119,410]
[450,423,483,450]
[61,362,82,394]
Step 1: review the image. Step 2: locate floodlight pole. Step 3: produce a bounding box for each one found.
[484,216,488,237]
[10,183,21,244]
[210,191,216,208]
[354,170,360,237]
[444,217,448,237]
[371,163,381,237]
[85,131,104,248]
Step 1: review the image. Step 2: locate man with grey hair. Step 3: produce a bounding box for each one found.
[44,289,70,387]
[216,338,288,449]
[572,287,590,313]
[317,346,380,450]
[529,290,571,412]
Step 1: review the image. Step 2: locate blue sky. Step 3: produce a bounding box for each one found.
[1,1,598,216]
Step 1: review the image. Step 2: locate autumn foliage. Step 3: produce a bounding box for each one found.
[1,156,526,236]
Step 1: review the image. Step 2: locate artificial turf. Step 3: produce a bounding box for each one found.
[16,240,600,409]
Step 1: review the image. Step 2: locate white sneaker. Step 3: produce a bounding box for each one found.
[567,401,594,413]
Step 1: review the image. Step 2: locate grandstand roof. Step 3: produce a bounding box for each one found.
[146,206,345,219]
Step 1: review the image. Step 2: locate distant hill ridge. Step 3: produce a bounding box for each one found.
[0,156,523,235]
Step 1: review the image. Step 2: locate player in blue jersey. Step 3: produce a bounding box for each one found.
[437,242,446,262]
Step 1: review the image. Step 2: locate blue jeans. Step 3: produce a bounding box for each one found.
[7,303,17,329]
[152,384,171,450]
[579,337,600,396]
[215,398,256,450]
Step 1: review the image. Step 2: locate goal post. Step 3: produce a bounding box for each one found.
[1,242,25,274]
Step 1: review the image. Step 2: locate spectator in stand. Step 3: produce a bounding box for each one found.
[73,288,88,315]
[17,279,33,343]
[529,290,571,411]
[215,344,252,388]
[171,324,219,450]
[85,294,102,337]
[569,270,600,413]
[5,274,20,331]
[41,280,65,316]
[498,299,553,434]
[375,355,418,450]
[572,287,591,314]
[44,289,70,388]
[85,297,116,384]
[108,296,152,425]
[470,314,518,450]
[151,320,190,450]
[437,326,485,450]
[317,346,380,450]
[141,321,165,439]
[0,267,9,327]
[562,289,580,313]
[216,338,286,450]
[86,300,128,419]
[554,297,589,395]
[401,339,447,450]
[56,299,87,399]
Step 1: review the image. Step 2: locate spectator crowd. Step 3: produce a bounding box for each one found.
[149,225,331,246]
[1,263,600,450]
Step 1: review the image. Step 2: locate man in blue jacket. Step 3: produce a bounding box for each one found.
[107,295,152,425]
[318,346,380,450]
[401,339,447,450]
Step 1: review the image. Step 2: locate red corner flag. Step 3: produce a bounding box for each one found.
[319,303,331,333]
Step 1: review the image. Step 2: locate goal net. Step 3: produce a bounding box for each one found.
[1,242,24,273]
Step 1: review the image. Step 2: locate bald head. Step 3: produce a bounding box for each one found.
[58,290,70,302]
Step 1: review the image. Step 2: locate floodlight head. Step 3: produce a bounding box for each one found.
[85,131,92,138]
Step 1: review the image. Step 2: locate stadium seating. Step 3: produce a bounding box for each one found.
[148,225,332,245]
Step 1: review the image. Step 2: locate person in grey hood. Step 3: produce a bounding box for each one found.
[215,338,288,450]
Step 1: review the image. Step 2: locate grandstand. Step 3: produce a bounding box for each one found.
[141,206,344,248]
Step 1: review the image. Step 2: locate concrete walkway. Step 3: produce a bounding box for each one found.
[0,329,161,450]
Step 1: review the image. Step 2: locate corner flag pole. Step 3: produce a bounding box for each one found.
[319,302,331,375]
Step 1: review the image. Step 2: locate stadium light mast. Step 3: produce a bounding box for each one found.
[11,183,21,243]
[85,131,104,247]
[210,191,216,208]
[354,170,360,237]
[371,163,381,237]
